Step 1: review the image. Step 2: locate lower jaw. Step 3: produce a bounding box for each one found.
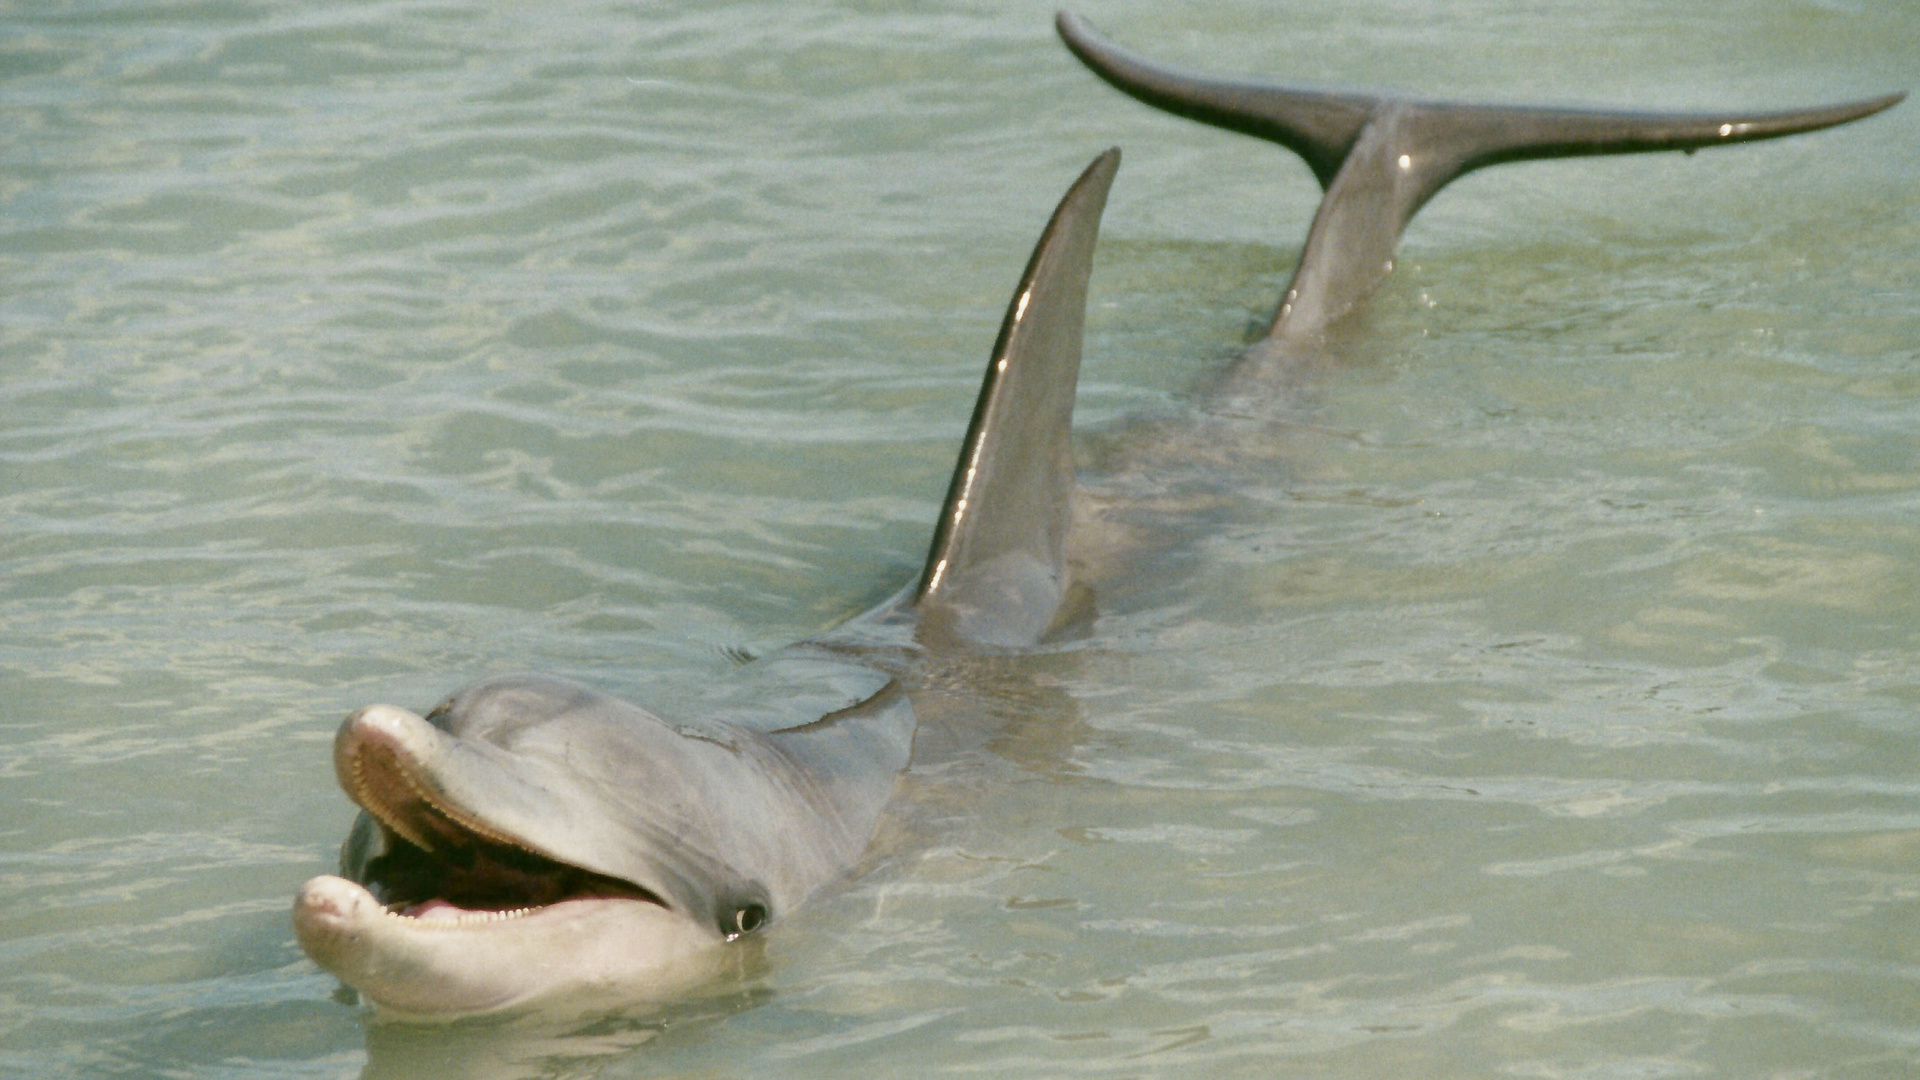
[389,896,543,925]
[293,874,725,1020]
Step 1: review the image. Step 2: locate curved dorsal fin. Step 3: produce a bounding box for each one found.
[1057,11,1903,352]
[914,148,1120,648]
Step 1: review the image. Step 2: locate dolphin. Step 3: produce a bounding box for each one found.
[292,148,1122,1019]
[1054,11,1903,364]
[293,17,1903,1025]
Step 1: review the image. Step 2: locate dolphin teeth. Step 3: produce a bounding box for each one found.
[383,903,541,927]
[388,758,525,851]
[339,707,532,856]
[346,755,436,854]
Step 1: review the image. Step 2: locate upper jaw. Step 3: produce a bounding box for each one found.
[330,703,666,917]
[334,703,526,857]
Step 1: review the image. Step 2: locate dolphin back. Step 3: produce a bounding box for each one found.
[913,148,1120,648]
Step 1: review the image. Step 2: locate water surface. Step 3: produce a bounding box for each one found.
[3,0,1918,1076]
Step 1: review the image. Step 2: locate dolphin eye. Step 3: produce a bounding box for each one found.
[726,903,767,941]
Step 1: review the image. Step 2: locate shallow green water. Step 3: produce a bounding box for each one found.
[4,0,1918,1076]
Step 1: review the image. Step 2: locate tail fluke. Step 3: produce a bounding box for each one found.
[915,148,1120,648]
[1056,11,1903,351]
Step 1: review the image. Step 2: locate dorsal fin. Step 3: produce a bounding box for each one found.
[1057,11,1903,353]
[914,148,1120,648]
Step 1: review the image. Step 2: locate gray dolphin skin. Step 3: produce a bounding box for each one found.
[292,149,1121,1019]
[1054,11,1904,359]
[294,14,1904,1024]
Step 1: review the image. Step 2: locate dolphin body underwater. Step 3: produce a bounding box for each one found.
[292,13,1903,1019]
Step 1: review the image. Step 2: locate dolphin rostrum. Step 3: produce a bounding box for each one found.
[1055,11,1903,360]
[292,149,1122,1019]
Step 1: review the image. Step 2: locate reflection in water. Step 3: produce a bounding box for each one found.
[358,989,766,1080]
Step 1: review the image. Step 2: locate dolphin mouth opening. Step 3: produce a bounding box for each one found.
[337,707,668,925]
[355,820,666,924]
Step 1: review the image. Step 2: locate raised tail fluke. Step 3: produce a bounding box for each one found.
[914,148,1120,648]
[1056,11,1903,352]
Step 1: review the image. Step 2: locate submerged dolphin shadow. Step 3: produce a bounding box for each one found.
[293,11,1903,1032]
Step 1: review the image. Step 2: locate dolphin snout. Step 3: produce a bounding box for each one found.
[336,704,438,767]
[292,874,381,964]
[333,704,461,852]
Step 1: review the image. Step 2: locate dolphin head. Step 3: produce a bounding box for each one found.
[293,673,866,1018]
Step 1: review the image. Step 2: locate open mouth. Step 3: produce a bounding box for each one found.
[354,820,662,925]
[336,705,664,926]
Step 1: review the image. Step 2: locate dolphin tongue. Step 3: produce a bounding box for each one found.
[404,898,481,920]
